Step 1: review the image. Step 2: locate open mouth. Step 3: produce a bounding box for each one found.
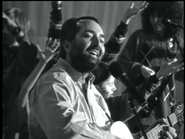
[88,50,99,58]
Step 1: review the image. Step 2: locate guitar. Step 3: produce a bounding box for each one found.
[110,121,134,139]
[138,51,184,113]
[108,100,183,139]
[134,101,184,139]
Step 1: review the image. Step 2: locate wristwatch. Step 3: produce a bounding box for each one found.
[12,27,21,35]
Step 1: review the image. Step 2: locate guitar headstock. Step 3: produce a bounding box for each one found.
[171,100,184,125]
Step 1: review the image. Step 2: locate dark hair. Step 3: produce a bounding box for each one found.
[4,8,30,34]
[59,16,99,59]
[141,1,183,38]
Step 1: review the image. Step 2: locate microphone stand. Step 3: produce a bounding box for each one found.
[128,95,148,139]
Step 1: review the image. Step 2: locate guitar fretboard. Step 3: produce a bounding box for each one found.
[139,113,178,139]
[168,113,178,126]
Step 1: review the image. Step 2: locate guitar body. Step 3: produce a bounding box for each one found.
[110,121,134,139]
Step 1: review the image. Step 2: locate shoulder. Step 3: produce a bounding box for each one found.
[38,66,71,86]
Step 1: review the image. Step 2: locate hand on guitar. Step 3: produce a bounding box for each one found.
[158,118,177,139]
[156,58,184,80]
[141,65,155,79]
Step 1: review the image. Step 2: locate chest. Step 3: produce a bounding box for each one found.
[74,82,110,127]
[138,37,181,70]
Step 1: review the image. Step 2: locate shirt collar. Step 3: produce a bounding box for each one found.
[56,58,95,84]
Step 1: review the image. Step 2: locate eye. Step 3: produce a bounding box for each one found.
[84,33,93,38]
[100,38,105,44]
[109,83,114,86]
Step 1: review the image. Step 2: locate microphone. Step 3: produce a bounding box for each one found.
[109,62,149,112]
[162,18,183,29]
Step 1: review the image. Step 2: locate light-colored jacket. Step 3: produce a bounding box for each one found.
[28,58,120,139]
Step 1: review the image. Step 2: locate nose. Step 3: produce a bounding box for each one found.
[92,36,101,47]
[112,84,116,92]
[92,36,105,57]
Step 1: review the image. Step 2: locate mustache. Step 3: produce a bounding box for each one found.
[87,45,101,57]
[87,44,100,51]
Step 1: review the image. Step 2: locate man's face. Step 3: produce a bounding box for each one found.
[96,75,116,99]
[70,19,105,72]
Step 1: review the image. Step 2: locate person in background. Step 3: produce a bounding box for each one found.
[2,8,39,139]
[93,1,148,98]
[117,1,184,139]
[3,2,62,139]
[93,1,149,123]
[95,67,116,99]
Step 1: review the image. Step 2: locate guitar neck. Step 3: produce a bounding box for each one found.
[139,113,177,139]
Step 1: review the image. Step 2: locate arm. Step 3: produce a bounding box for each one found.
[103,1,148,63]
[117,30,147,85]
[3,12,39,72]
[17,38,59,108]
[31,76,120,139]
[93,2,149,85]
[2,12,31,45]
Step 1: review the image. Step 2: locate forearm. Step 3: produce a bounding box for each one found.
[105,22,128,54]
[117,30,146,85]
[17,60,47,107]
[118,50,144,85]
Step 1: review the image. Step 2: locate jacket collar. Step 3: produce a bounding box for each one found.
[56,58,95,84]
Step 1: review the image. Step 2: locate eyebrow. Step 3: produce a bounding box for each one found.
[83,30,105,39]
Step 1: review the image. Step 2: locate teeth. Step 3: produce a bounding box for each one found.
[91,52,97,56]
[89,50,99,56]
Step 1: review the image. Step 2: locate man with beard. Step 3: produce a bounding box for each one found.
[28,16,177,139]
[28,16,120,139]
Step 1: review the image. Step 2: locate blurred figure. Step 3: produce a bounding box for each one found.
[93,1,148,99]
[117,1,184,139]
[3,8,39,139]
[95,68,116,99]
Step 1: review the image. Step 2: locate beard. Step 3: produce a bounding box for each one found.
[70,50,101,73]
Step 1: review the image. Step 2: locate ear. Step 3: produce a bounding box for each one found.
[63,40,72,53]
